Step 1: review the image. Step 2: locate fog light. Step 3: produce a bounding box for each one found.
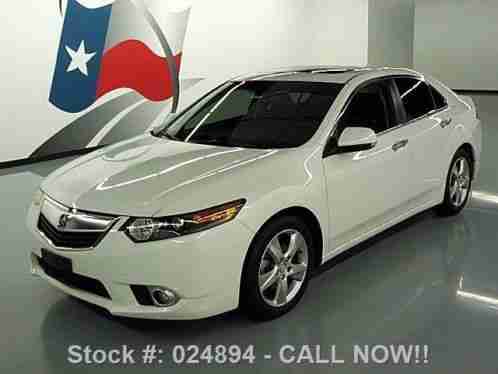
[148,287,178,307]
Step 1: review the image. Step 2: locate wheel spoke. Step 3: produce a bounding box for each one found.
[455,188,463,205]
[451,186,458,204]
[268,237,284,262]
[452,164,459,179]
[259,267,279,291]
[288,263,307,280]
[285,232,305,260]
[261,259,271,269]
[450,180,458,199]
[460,187,469,205]
[457,159,465,176]
[274,278,288,305]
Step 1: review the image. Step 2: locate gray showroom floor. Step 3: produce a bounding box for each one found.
[1,94,498,373]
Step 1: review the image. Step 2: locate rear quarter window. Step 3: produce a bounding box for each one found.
[395,78,435,122]
[429,85,448,110]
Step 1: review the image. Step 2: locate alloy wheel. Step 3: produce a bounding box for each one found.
[258,229,309,307]
[449,157,471,208]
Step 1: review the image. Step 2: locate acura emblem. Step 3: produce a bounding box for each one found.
[58,214,71,229]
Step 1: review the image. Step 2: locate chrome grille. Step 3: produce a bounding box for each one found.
[37,214,104,249]
[37,196,116,249]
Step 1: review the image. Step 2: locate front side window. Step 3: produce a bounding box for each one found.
[158,81,344,149]
[395,77,435,122]
[339,81,394,134]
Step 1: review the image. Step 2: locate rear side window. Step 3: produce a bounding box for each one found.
[395,78,434,122]
[429,85,447,110]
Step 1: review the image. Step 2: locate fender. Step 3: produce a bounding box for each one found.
[237,147,330,265]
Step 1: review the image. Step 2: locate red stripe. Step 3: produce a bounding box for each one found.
[96,40,182,101]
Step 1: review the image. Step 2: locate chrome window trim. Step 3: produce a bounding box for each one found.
[326,75,401,143]
[382,78,450,136]
[328,75,450,142]
[375,104,450,137]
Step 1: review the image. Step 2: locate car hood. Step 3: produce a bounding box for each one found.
[41,135,276,216]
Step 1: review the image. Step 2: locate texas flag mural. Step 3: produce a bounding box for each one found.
[50,0,191,113]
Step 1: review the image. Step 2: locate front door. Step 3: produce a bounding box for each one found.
[322,79,413,254]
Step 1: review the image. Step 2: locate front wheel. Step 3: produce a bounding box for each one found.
[240,216,314,321]
[436,148,473,216]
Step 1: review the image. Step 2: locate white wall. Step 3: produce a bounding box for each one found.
[298,0,369,67]
[182,0,369,80]
[414,0,498,90]
[1,2,68,163]
[0,0,369,164]
[181,0,310,80]
[368,0,414,68]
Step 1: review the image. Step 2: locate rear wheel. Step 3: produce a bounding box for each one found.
[241,216,314,321]
[436,148,473,216]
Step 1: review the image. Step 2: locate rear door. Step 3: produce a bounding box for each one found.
[393,77,451,199]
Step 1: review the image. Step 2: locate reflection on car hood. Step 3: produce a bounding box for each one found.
[41,135,275,216]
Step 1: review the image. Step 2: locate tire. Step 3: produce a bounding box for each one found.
[240,216,314,321]
[436,148,473,216]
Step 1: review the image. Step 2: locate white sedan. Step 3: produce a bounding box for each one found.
[27,67,482,320]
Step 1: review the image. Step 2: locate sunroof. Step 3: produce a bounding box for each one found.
[309,68,357,74]
[247,67,363,81]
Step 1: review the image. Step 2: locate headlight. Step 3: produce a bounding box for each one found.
[123,199,246,243]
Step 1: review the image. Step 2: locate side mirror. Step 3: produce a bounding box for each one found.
[337,127,377,153]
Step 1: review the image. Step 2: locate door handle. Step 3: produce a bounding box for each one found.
[392,139,408,152]
[440,118,452,128]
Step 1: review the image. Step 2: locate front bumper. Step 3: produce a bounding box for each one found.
[27,199,255,320]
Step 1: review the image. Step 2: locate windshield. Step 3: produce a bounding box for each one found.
[156,80,344,149]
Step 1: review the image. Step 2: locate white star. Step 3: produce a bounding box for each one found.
[65,40,96,76]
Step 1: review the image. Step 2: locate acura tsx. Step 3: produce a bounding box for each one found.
[27,66,482,320]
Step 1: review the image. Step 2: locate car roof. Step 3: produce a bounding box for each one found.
[233,66,421,85]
